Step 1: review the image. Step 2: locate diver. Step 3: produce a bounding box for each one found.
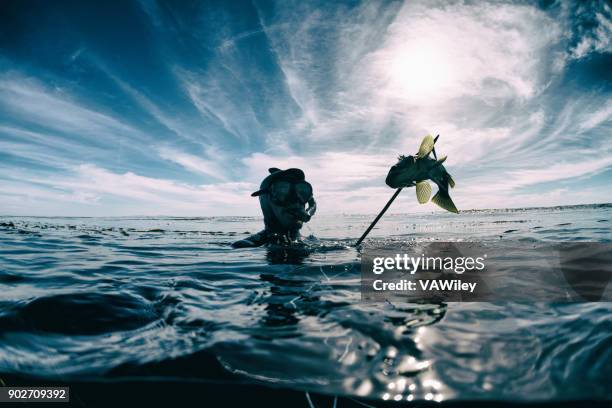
[231,168,316,248]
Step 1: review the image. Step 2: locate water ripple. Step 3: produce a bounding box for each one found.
[0,205,610,401]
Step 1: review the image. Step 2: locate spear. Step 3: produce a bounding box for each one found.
[354,188,403,246]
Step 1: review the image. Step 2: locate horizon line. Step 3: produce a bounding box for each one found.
[1,202,610,219]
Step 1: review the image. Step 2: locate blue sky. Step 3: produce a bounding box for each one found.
[0,0,610,216]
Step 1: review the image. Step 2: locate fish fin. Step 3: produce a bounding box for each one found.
[415,181,432,204]
[268,168,281,174]
[447,173,455,188]
[432,190,458,213]
[437,155,447,164]
[417,134,435,158]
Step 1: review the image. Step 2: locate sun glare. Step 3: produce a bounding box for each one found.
[385,42,454,103]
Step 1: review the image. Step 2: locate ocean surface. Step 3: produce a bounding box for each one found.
[0,204,611,403]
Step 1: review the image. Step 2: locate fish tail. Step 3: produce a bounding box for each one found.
[447,172,455,188]
[432,189,458,213]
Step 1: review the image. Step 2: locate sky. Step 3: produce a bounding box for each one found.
[0,0,610,216]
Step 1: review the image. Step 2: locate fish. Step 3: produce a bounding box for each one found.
[385,134,458,213]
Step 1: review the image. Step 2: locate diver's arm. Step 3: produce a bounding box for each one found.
[231,230,268,248]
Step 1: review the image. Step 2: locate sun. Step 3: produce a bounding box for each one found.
[384,41,454,103]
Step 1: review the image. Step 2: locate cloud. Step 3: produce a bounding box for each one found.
[61,164,252,210]
[157,147,228,181]
[101,68,209,146]
[367,2,560,102]
[0,73,163,172]
[176,68,262,146]
[0,75,134,140]
[465,158,612,194]
[0,1,610,216]
[258,0,562,150]
[568,2,612,59]
[578,101,612,132]
[241,0,612,213]
[0,125,110,170]
[0,164,256,216]
[509,159,612,186]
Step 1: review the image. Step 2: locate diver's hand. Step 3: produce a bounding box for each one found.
[268,232,300,246]
[286,207,311,222]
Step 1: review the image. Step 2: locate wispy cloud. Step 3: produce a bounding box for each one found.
[567,1,612,59]
[0,0,610,216]
[0,75,137,138]
[157,147,228,181]
[100,67,211,147]
[1,164,255,216]
[176,68,262,146]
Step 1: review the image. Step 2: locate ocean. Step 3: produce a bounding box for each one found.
[0,204,610,405]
